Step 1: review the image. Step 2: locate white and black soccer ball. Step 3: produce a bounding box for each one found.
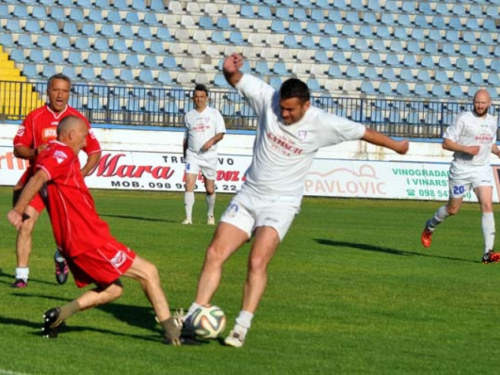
[190,305,226,339]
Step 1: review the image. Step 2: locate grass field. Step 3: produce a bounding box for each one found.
[1,186,500,375]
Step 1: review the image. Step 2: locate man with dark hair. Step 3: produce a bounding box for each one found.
[182,53,409,348]
[11,73,101,288]
[7,116,182,345]
[182,84,226,225]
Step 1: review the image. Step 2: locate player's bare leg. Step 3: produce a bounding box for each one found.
[194,223,249,305]
[123,256,181,344]
[205,178,216,225]
[12,205,39,287]
[183,173,197,224]
[225,226,280,348]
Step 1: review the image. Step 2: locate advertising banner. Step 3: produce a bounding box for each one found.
[2,146,499,202]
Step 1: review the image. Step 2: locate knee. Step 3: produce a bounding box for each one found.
[248,255,269,274]
[206,244,227,265]
[19,217,36,235]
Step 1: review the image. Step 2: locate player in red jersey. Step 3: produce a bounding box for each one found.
[7,116,183,345]
[11,73,101,288]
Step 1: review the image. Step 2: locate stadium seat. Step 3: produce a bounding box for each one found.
[139,70,155,84]
[157,71,173,85]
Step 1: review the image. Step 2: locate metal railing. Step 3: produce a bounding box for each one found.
[1,80,500,138]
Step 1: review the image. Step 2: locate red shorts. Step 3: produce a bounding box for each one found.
[15,169,45,213]
[65,240,137,288]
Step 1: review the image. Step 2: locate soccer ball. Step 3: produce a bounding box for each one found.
[190,305,226,339]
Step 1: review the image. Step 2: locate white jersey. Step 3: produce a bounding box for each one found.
[444,111,497,166]
[184,106,226,153]
[236,74,366,200]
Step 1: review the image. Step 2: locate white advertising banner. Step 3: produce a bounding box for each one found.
[2,146,500,202]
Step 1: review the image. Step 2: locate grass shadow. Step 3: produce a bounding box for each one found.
[315,238,478,264]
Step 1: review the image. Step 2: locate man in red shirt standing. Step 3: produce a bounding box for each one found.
[7,116,183,345]
[11,73,101,288]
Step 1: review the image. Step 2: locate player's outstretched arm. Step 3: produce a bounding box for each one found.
[362,128,409,155]
[222,53,244,88]
[7,170,48,230]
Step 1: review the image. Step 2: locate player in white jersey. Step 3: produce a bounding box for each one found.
[182,53,409,347]
[182,84,226,225]
[421,89,500,264]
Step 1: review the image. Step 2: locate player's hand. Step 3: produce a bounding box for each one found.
[36,144,48,156]
[223,53,243,74]
[200,141,212,152]
[7,210,24,230]
[395,139,409,155]
[464,145,480,156]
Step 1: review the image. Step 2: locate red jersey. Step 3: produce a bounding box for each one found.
[36,141,112,258]
[14,105,101,185]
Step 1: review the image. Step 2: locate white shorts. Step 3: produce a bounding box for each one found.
[185,150,217,180]
[449,163,494,198]
[220,191,300,241]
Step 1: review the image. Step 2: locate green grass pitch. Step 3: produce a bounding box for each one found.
[0,186,499,374]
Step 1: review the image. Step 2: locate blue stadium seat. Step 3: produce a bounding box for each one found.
[283,35,300,48]
[360,81,376,96]
[470,72,485,85]
[306,22,321,36]
[63,22,78,35]
[271,20,286,33]
[139,70,155,84]
[417,70,431,82]
[396,83,410,96]
[42,65,57,79]
[94,38,111,51]
[487,73,500,86]
[81,23,96,36]
[368,53,382,66]
[54,36,70,49]
[333,51,347,64]
[350,52,364,65]
[376,26,390,39]
[406,41,421,54]
[80,67,96,81]
[371,40,386,52]
[449,85,464,98]
[314,50,329,63]
[144,56,159,69]
[438,57,452,69]
[399,69,414,82]
[378,82,393,96]
[473,58,487,71]
[101,68,117,82]
[112,39,128,52]
[319,37,334,50]
[289,21,305,35]
[6,20,22,32]
[346,66,361,79]
[88,9,104,23]
[24,20,41,34]
[273,62,289,76]
[382,68,396,80]
[258,6,273,19]
[359,25,373,38]
[73,37,91,51]
[354,38,369,51]
[455,57,469,70]
[413,84,429,97]
[420,56,435,69]
[157,71,173,85]
[363,67,378,80]
[162,56,178,70]
[69,8,85,22]
[49,50,64,64]
[43,21,61,35]
[131,40,146,54]
[452,72,466,85]
[32,6,48,19]
[324,23,339,36]
[397,14,411,27]
[434,72,449,85]
[28,49,45,64]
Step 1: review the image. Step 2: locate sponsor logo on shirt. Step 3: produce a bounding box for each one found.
[266,132,303,156]
[42,128,57,142]
[53,150,68,164]
[111,251,127,268]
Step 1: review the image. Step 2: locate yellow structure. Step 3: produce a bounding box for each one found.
[0,45,44,119]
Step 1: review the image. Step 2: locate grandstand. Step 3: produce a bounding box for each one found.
[1,0,500,136]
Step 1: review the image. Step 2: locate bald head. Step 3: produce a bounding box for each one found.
[57,116,88,153]
[473,89,491,118]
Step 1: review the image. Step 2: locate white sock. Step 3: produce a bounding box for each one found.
[235,310,254,330]
[184,192,194,219]
[186,302,202,318]
[482,212,495,254]
[206,193,216,217]
[15,267,29,281]
[428,206,448,230]
[54,249,65,262]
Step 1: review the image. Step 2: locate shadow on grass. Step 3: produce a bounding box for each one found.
[315,239,478,264]
[100,213,177,223]
[0,269,55,287]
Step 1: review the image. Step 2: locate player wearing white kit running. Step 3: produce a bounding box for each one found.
[182,84,226,225]
[183,53,409,348]
[421,89,500,264]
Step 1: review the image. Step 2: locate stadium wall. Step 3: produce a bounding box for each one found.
[1,123,500,202]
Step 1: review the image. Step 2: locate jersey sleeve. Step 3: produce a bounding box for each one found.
[13,113,35,148]
[443,113,464,142]
[35,146,72,181]
[82,128,101,155]
[235,74,274,118]
[214,109,226,134]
